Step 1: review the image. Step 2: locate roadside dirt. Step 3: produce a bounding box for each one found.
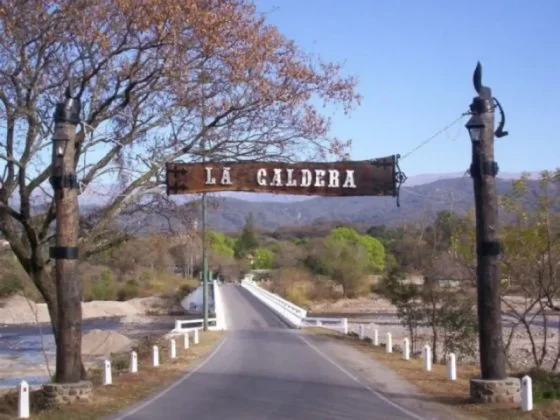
[301,330,474,420]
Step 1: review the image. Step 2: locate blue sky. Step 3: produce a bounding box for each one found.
[254,0,560,176]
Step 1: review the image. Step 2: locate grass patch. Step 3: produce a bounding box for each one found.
[304,328,560,420]
[0,330,224,420]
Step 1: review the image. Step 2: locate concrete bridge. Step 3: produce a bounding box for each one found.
[108,279,431,420]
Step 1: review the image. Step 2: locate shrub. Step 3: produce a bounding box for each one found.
[519,369,560,403]
[117,279,140,301]
[269,267,313,308]
[111,353,130,371]
[89,270,118,301]
[0,273,22,297]
[284,285,309,307]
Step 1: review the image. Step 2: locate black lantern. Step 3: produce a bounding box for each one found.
[465,113,485,143]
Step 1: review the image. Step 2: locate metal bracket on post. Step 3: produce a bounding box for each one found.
[392,154,407,207]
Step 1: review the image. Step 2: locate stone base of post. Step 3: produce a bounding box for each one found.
[42,381,93,407]
[469,377,521,404]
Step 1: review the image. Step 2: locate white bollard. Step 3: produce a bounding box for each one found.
[521,375,533,411]
[169,339,177,359]
[18,380,29,419]
[129,351,138,373]
[103,359,112,385]
[373,329,379,346]
[342,318,348,335]
[152,345,160,367]
[183,333,190,349]
[403,338,410,360]
[386,332,392,353]
[447,353,457,380]
[193,329,199,345]
[359,324,365,340]
[423,345,432,371]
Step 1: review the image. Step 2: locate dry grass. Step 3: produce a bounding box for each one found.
[0,331,224,420]
[304,328,560,420]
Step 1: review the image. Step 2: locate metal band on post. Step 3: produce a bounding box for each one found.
[49,174,80,190]
[479,241,501,257]
[469,161,499,179]
[50,246,79,260]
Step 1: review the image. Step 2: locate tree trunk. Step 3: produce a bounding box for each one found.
[431,327,438,364]
[31,266,87,381]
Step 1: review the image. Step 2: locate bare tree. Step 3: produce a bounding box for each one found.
[0,0,359,382]
[453,171,560,369]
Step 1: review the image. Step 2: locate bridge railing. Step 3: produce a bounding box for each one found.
[240,279,348,332]
[240,278,307,328]
[173,280,227,332]
[174,318,217,331]
[213,280,227,330]
[301,316,348,334]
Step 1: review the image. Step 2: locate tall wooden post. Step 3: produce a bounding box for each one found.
[468,63,506,380]
[50,88,83,383]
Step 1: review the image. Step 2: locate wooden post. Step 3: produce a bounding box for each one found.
[50,88,83,383]
[468,63,506,380]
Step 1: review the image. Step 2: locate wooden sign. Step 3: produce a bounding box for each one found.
[166,155,403,197]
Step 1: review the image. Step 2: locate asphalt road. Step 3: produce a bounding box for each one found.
[110,285,424,420]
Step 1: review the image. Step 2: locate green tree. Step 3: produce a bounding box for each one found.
[316,237,371,297]
[234,213,259,259]
[329,227,385,272]
[209,231,235,257]
[253,248,274,269]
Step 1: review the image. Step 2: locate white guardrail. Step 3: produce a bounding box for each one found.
[241,279,306,327]
[213,279,227,330]
[173,280,227,332]
[240,278,348,332]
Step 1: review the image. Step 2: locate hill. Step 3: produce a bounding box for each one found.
[67,174,552,234]
[194,176,530,231]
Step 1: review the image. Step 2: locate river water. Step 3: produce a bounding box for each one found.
[0,316,176,388]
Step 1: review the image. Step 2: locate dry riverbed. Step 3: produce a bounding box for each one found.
[309,295,560,372]
[0,294,193,388]
[0,294,184,325]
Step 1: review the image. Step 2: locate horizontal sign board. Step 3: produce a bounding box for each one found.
[165,155,400,197]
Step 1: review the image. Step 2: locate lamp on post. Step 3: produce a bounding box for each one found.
[465,113,485,143]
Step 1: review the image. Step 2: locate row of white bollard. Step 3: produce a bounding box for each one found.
[353,323,533,412]
[17,329,201,418]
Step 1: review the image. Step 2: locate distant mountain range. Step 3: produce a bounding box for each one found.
[74,171,543,207]
[11,171,547,233]
[126,172,548,232]
[201,177,511,231]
